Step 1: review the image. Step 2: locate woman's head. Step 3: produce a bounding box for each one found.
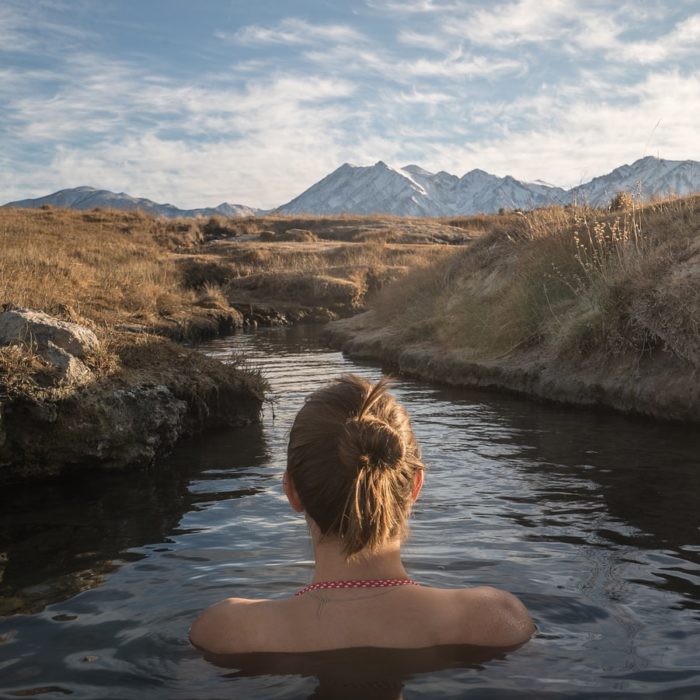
[286,374,424,558]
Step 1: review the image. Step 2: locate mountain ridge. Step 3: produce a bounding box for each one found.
[3,186,260,219]
[276,156,700,216]
[4,156,700,218]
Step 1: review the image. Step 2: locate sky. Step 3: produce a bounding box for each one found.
[2,0,700,209]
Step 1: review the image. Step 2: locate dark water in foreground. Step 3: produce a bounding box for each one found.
[1,325,699,699]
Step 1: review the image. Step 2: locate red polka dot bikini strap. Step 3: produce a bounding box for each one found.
[295,578,420,596]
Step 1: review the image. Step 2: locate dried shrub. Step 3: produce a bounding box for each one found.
[202,216,238,239]
[610,191,635,211]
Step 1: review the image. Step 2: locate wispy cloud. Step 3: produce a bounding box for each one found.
[1,47,360,207]
[423,69,700,187]
[221,17,367,47]
[441,0,579,48]
[0,1,96,54]
[406,53,523,78]
[366,0,459,13]
[394,88,453,104]
[396,29,450,52]
[302,41,522,84]
[614,14,700,63]
[434,0,690,62]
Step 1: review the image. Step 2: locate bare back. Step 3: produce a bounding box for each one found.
[189,585,534,655]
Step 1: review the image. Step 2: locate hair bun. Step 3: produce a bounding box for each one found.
[344,416,405,471]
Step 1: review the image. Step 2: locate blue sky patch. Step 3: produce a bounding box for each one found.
[2,0,699,208]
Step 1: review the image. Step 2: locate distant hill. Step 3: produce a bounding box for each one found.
[568,156,700,206]
[2,186,260,218]
[276,156,700,216]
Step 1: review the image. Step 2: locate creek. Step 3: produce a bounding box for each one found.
[1,325,699,699]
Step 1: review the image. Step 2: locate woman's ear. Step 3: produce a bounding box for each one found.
[283,471,304,513]
[411,469,424,503]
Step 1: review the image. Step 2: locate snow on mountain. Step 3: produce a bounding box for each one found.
[5,157,700,219]
[277,162,439,217]
[455,170,568,214]
[277,156,700,216]
[212,202,260,217]
[568,156,700,206]
[2,186,259,218]
[277,161,569,216]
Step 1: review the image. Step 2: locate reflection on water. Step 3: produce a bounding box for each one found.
[1,325,699,699]
[211,645,509,700]
[0,423,268,616]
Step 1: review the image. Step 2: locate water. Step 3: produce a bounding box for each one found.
[1,325,699,699]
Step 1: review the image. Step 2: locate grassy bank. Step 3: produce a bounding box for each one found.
[329,195,700,421]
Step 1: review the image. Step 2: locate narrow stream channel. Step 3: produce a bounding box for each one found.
[1,325,699,699]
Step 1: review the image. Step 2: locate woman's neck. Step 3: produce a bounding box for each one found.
[310,532,409,584]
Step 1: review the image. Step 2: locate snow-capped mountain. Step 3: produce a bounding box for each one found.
[277,157,700,216]
[5,157,700,219]
[2,186,259,218]
[277,161,567,216]
[568,156,700,206]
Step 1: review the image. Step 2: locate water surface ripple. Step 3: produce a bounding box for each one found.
[1,325,699,699]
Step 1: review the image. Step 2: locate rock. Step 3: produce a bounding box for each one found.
[0,308,99,359]
[0,308,97,386]
[0,382,187,478]
[38,345,93,386]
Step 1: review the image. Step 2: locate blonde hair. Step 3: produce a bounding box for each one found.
[287,374,424,558]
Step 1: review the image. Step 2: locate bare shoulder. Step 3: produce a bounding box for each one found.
[189,597,271,655]
[446,586,535,648]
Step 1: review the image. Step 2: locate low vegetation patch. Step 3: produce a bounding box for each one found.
[0,207,461,331]
[176,236,455,316]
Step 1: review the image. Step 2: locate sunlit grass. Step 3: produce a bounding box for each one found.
[373,195,700,366]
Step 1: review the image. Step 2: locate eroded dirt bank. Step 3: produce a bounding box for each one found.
[0,310,265,483]
[326,312,700,422]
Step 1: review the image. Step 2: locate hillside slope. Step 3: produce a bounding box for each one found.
[327,196,700,422]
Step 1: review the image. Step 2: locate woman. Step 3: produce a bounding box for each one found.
[190,374,534,654]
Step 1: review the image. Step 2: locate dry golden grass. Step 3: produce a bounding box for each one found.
[0,343,48,397]
[178,237,453,311]
[197,213,469,244]
[373,195,700,366]
[0,207,202,328]
[0,207,462,330]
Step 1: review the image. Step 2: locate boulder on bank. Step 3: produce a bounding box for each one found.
[0,307,99,358]
[0,307,99,386]
[0,310,265,483]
